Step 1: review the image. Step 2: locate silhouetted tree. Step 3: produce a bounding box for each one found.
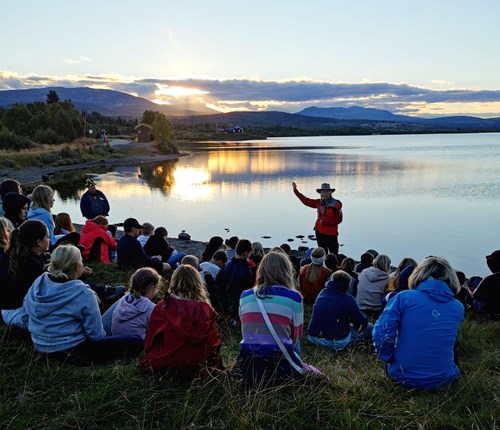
[46,90,60,104]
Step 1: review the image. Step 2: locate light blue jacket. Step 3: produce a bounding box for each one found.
[27,207,56,245]
[24,273,106,353]
[373,277,464,390]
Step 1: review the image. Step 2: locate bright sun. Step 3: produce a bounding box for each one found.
[154,84,209,98]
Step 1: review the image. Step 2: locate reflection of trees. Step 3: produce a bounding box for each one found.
[139,160,178,194]
[50,167,109,201]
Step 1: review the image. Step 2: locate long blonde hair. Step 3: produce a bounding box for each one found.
[48,244,82,281]
[255,251,296,294]
[390,257,418,290]
[30,185,54,212]
[168,264,210,304]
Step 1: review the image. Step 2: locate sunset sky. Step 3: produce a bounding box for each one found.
[1,0,500,117]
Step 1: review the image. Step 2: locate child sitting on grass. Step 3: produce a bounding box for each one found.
[139,264,222,378]
[111,267,162,340]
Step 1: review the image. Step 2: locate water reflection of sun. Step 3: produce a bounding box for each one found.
[172,167,214,201]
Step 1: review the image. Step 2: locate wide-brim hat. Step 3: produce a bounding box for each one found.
[316,183,335,193]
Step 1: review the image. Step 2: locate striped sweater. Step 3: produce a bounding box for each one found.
[239,285,303,356]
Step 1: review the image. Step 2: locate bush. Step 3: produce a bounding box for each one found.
[34,128,65,145]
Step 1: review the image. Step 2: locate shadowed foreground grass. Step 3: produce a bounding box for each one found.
[1,264,499,429]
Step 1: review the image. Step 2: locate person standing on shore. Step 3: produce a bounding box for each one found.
[80,178,110,220]
[292,182,343,255]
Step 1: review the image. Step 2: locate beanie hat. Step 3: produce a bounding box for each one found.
[85,177,96,188]
[486,250,500,273]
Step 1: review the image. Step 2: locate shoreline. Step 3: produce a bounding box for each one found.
[0,151,190,187]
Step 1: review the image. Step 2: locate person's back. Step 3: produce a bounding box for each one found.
[139,265,222,377]
[216,239,254,319]
[356,255,391,312]
[111,268,160,339]
[298,247,331,302]
[473,250,500,319]
[80,217,117,264]
[373,257,464,390]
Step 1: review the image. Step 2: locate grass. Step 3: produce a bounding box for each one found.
[1,263,499,429]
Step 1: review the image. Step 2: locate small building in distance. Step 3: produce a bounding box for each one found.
[228,125,244,133]
[135,123,153,142]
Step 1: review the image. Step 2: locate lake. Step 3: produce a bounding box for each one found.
[51,133,500,277]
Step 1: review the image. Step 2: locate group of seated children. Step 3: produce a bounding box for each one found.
[1,177,498,389]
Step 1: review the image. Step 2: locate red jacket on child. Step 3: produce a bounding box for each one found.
[79,220,117,264]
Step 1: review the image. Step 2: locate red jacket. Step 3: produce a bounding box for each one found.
[79,220,117,264]
[294,189,343,236]
[139,296,222,373]
[298,265,332,302]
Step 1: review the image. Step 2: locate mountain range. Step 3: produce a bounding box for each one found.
[0,87,214,117]
[1,87,500,132]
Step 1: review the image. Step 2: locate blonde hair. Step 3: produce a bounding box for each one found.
[306,247,326,284]
[390,257,418,290]
[408,256,460,294]
[181,254,200,269]
[48,243,82,281]
[54,212,76,234]
[130,267,161,299]
[331,269,352,285]
[255,251,296,294]
[0,217,12,251]
[168,264,210,304]
[373,254,392,273]
[30,185,54,212]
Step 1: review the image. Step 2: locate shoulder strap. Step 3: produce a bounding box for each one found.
[253,287,304,374]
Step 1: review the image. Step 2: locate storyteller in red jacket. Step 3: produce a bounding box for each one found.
[292,182,343,255]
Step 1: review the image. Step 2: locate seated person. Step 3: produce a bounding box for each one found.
[24,244,143,365]
[308,270,373,350]
[117,218,170,273]
[79,215,117,264]
[0,179,22,218]
[200,250,228,279]
[298,247,331,303]
[473,250,500,319]
[201,236,224,262]
[144,226,185,267]
[224,236,239,260]
[111,267,162,340]
[138,264,223,379]
[54,212,76,239]
[2,192,31,228]
[137,222,154,247]
[373,257,464,391]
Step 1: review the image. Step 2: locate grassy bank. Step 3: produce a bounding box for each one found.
[1,263,499,429]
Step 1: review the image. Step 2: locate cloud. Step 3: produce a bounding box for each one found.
[61,56,90,64]
[1,70,500,117]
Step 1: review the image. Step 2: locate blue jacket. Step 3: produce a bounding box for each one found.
[24,273,106,353]
[308,280,368,340]
[27,207,56,245]
[373,277,464,390]
[80,189,110,220]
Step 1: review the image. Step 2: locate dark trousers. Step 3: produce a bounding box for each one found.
[315,231,339,255]
[45,335,144,365]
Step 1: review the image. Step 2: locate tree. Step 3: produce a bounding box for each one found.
[2,104,33,136]
[152,113,176,153]
[142,110,159,125]
[46,90,60,104]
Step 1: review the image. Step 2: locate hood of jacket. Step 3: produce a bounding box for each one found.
[114,293,154,323]
[415,277,456,303]
[363,266,389,283]
[325,279,349,294]
[161,296,218,344]
[25,273,89,319]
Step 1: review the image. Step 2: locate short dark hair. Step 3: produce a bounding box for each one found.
[236,239,252,255]
[212,250,228,263]
[0,179,21,198]
[280,243,291,255]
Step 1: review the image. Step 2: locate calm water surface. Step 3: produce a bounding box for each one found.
[51,133,500,277]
